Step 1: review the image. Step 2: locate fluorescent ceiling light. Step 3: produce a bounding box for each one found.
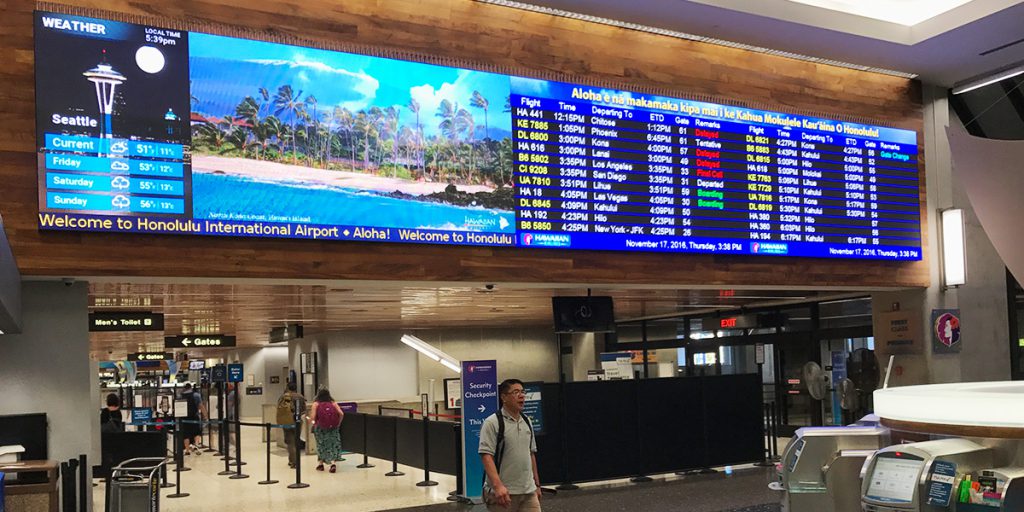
[952,65,1024,95]
[400,334,461,373]
[786,0,972,26]
[473,0,916,78]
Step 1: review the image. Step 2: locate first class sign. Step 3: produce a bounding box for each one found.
[164,335,236,348]
[89,312,164,332]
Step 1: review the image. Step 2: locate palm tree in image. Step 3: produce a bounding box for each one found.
[458,107,477,182]
[305,95,319,166]
[470,90,490,140]
[273,85,305,164]
[407,98,425,178]
[354,110,376,172]
[234,96,261,159]
[253,116,282,161]
[332,107,356,171]
[436,99,463,177]
[385,106,401,177]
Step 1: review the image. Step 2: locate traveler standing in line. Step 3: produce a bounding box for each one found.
[479,379,541,512]
[182,383,206,455]
[100,393,124,433]
[308,387,344,473]
[276,382,306,468]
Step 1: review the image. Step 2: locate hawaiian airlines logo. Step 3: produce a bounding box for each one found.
[523,233,533,246]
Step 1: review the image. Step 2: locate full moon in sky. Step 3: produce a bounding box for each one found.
[135,46,165,74]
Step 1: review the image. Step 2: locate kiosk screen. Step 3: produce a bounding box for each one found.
[866,456,925,503]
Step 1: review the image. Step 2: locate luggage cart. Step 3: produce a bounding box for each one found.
[106,457,167,512]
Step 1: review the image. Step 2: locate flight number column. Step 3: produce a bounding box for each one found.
[511,96,591,234]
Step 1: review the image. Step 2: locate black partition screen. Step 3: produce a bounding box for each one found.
[702,374,765,465]
[543,374,762,484]
[563,380,641,481]
[637,377,706,473]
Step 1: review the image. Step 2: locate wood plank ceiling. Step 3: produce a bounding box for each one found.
[88,282,828,360]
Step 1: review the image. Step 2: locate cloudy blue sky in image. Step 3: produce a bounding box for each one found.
[189,32,512,138]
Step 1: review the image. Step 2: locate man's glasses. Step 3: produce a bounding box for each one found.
[503,389,526,396]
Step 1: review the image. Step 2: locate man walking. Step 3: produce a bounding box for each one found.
[479,379,541,511]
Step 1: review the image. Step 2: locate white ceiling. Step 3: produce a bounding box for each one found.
[517,0,1024,85]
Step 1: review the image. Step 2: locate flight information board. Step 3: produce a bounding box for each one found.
[34,11,921,260]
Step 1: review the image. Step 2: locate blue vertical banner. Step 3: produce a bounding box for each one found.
[460,360,498,503]
[831,351,847,425]
[522,382,544,434]
[227,363,243,382]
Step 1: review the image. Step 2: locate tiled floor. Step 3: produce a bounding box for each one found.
[94,425,785,512]
[392,466,781,512]
[94,424,456,512]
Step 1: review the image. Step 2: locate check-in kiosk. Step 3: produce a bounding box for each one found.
[780,425,889,512]
[861,438,993,512]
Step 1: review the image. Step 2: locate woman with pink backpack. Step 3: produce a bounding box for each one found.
[308,387,344,472]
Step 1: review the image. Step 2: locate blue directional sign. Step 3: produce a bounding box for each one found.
[461,360,498,503]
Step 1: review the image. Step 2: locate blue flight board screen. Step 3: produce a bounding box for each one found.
[34,11,921,260]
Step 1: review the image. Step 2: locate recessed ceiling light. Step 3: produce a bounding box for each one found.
[786,0,972,26]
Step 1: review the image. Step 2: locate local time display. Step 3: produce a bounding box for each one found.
[34,11,921,260]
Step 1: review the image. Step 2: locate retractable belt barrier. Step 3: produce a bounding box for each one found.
[122,419,306,499]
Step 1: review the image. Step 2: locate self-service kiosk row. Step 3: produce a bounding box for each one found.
[779,427,1024,512]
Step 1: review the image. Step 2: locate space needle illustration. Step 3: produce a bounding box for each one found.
[82,50,126,157]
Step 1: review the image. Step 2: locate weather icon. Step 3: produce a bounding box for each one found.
[110,160,129,172]
[109,141,128,154]
[112,195,130,209]
[111,176,130,190]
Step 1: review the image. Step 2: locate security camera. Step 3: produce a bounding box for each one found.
[62,278,75,287]
[485,284,495,291]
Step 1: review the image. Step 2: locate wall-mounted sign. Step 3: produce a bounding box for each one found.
[164,335,236,348]
[211,365,226,383]
[931,309,962,354]
[131,408,153,425]
[522,382,544,434]
[628,350,657,364]
[461,360,497,504]
[269,376,280,384]
[269,324,303,343]
[245,386,262,396]
[188,360,206,370]
[227,363,243,383]
[90,312,164,332]
[128,352,171,362]
[444,378,461,410]
[877,310,922,355]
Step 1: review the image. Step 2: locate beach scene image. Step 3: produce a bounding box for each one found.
[187,32,515,231]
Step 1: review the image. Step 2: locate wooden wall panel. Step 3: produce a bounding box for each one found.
[0,0,929,287]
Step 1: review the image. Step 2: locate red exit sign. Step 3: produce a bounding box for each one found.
[720,317,738,328]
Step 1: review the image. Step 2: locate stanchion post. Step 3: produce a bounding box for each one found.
[385,416,404,477]
[357,413,374,469]
[771,401,780,460]
[78,454,88,512]
[204,385,216,452]
[416,406,437,487]
[448,423,464,502]
[287,422,310,489]
[258,423,278,485]
[230,418,249,479]
[755,402,773,467]
[218,415,233,476]
[167,418,190,498]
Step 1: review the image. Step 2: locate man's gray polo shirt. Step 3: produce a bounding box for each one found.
[478,407,537,495]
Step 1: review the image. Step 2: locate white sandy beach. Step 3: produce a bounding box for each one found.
[192,155,496,195]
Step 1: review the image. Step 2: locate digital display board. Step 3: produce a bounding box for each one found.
[34,11,921,260]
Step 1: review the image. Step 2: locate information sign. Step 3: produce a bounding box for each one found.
[460,360,498,503]
[522,382,544,434]
[227,363,243,383]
